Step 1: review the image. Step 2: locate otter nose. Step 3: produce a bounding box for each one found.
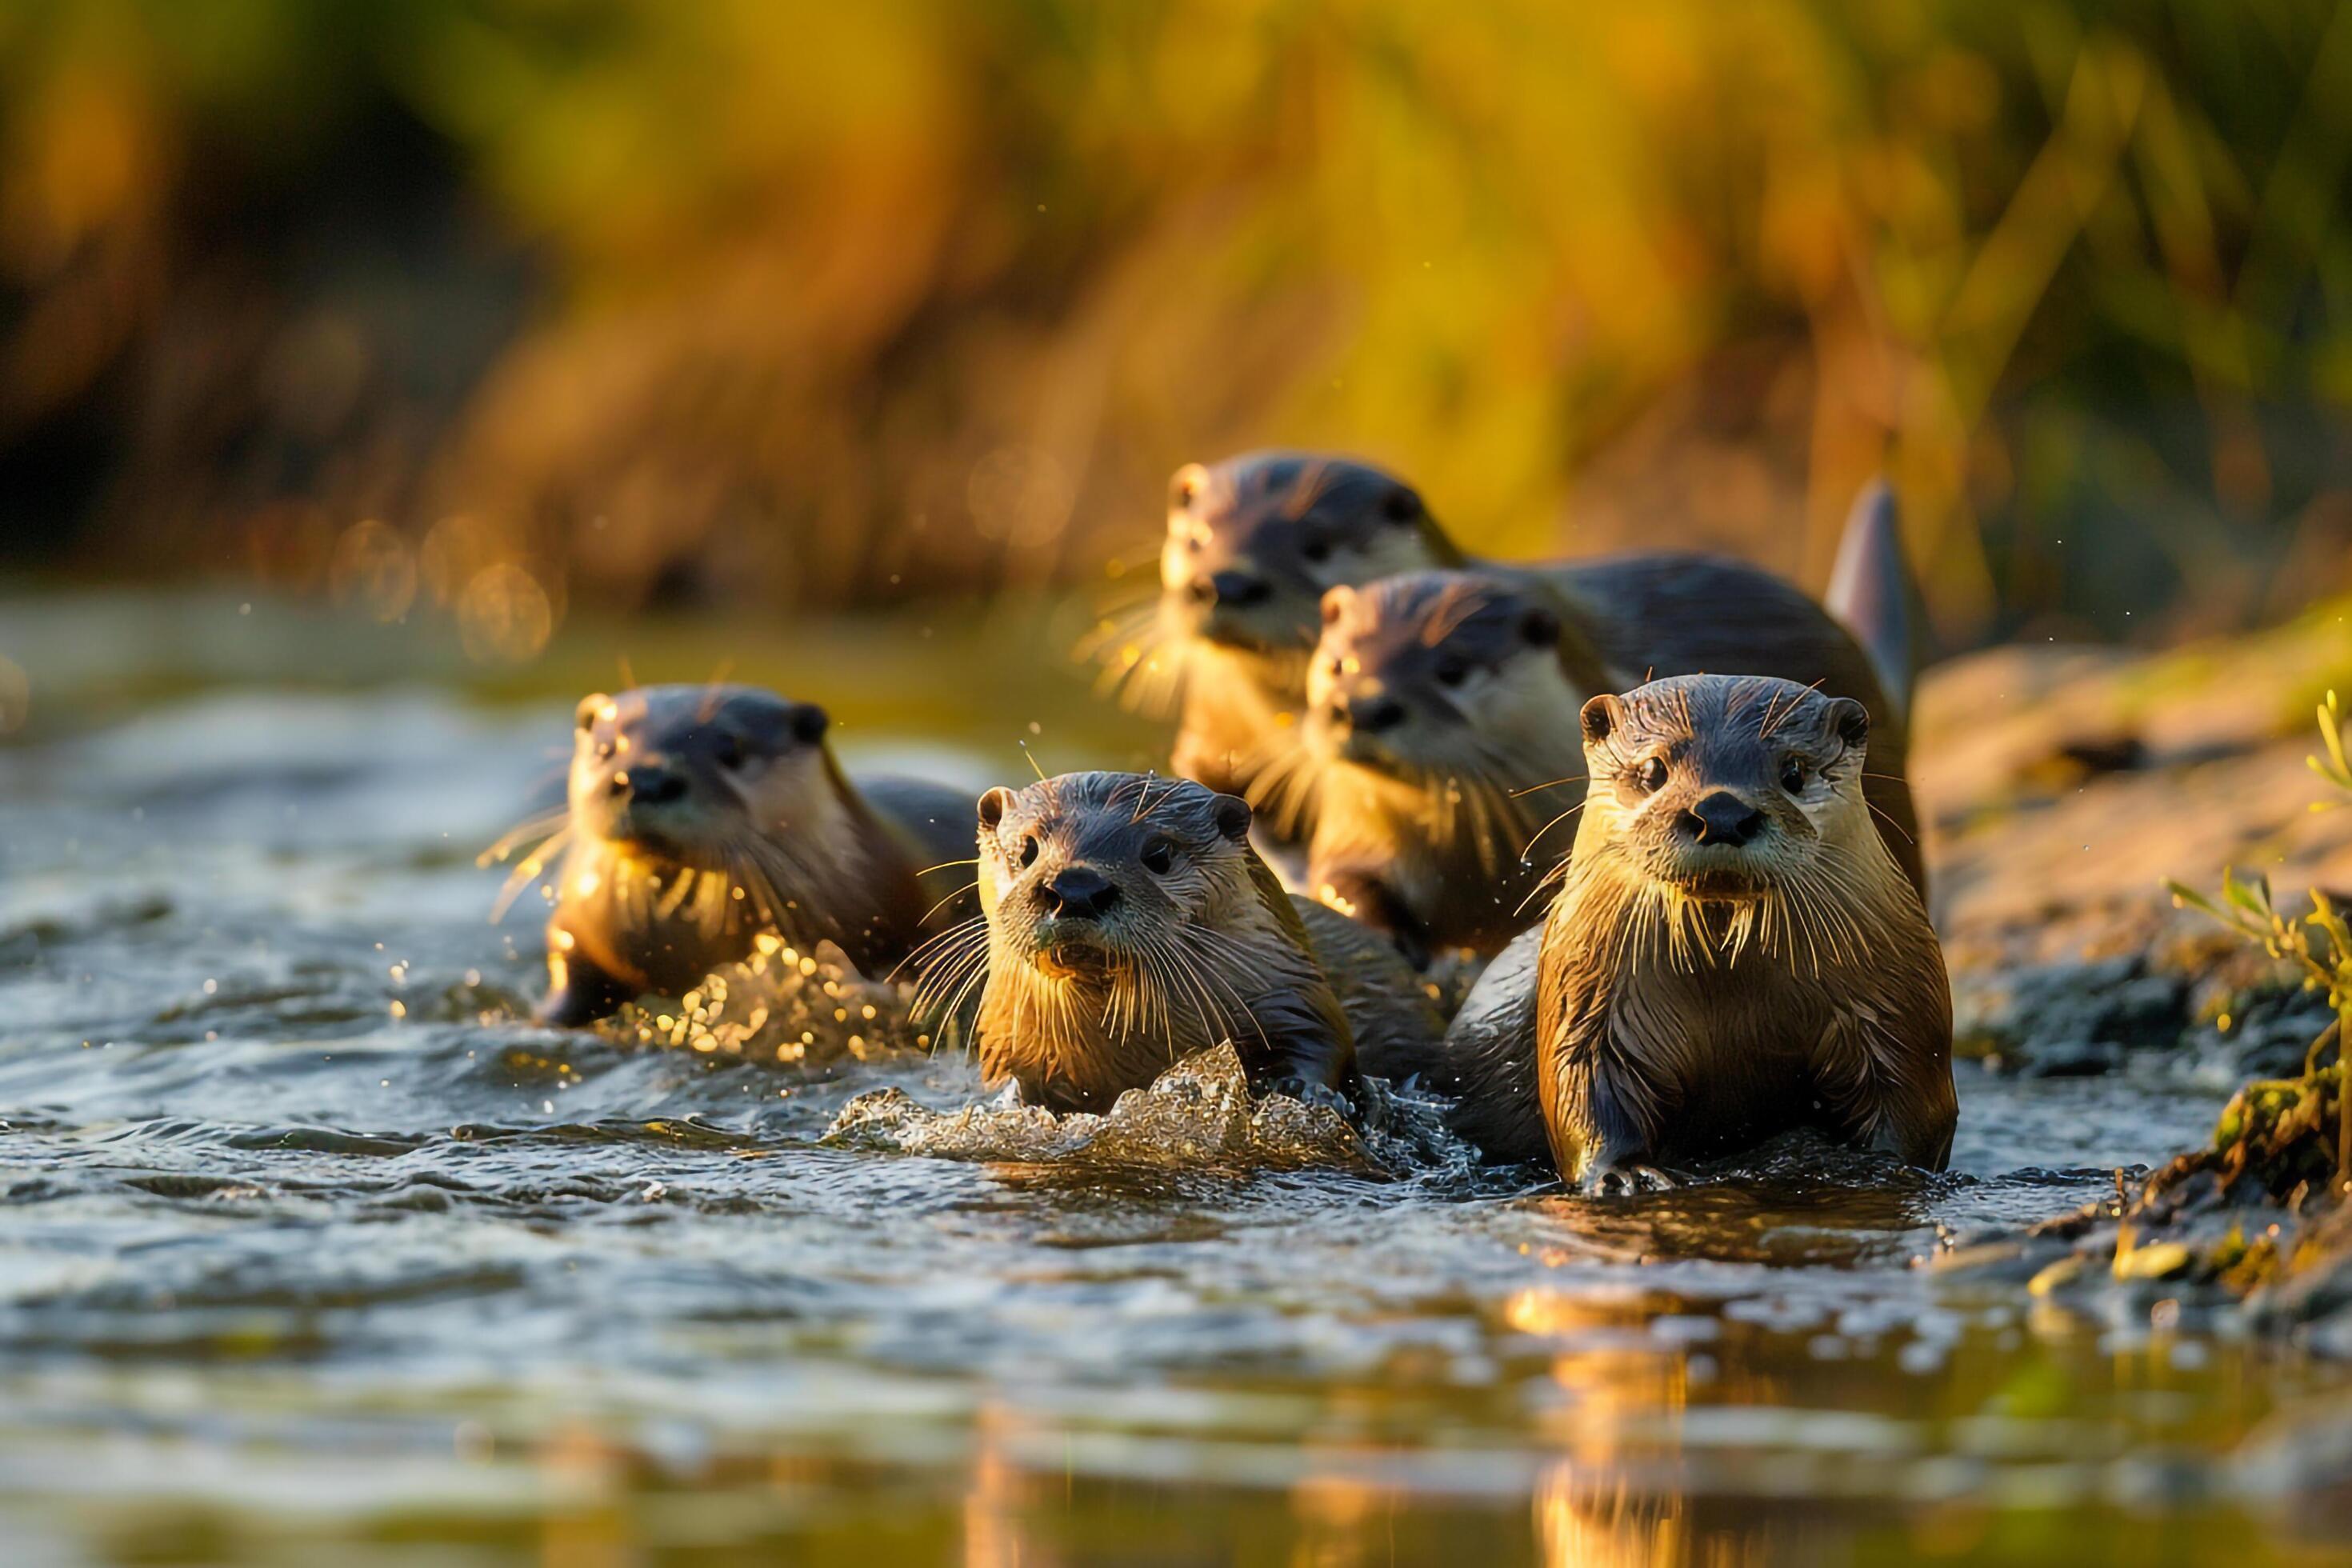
[1045,865,1121,919]
[611,764,686,806]
[1333,693,1405,734]
[1189,570,1270,609]
[1682,790,1765,846]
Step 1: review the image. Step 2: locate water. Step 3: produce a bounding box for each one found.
[2,590,2347,1565]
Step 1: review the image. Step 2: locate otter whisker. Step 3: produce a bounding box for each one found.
[1862,800,1917,845]
[915,878,981,930]
[1517,801,1587,862]
[488,827,575,922]
[480,810,571,869]
[1758,678,1827,739]
[1175,926,1262,1032]
[898,912,988,988]
[1506,775,1587,799]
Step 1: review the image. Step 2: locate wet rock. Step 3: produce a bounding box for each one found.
[2000,1063,2352,1352]
[1956,954,2189,1075]
[2176,987,2338,1086]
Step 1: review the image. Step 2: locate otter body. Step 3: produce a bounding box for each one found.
[530,685,974,1026]
[1297,562,1924,958]
[1411,675,1954,1190]
[927,770,1442,1114]
[1130,452,1922,918]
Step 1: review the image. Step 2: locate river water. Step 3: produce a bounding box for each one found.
[0,588,2346,1565]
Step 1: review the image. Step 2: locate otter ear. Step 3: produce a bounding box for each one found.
[1579,694,1623,748]
[790,703,829,745]
[978,786,1015,832]
[1520,607,1560,649]
[1170,462,1210,511]
[1379,484,1422,524]
[1826,697,1870,754]
[575,693,609,733]
[1210,793,1253,843]
[1319,584,1353,626]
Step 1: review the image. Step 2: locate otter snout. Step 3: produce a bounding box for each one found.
[1326,691,1404,735]
[1043,865,1121,920]
[1187,570,1272,610]
[1679,790,1766,846]
[609,762,688,806]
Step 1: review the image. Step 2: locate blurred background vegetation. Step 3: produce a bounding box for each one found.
[3,0,2350,657]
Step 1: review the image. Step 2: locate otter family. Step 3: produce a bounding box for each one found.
[512,452,1950,1192]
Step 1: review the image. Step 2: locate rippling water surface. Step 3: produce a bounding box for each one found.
[1,590,2346,1565]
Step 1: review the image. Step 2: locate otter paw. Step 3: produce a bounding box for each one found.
[1263,1076,1354,1118]
[1582,1163,1678,1196]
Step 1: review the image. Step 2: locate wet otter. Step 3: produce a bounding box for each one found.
[913,770,1443,1113]
[1289,566,1926,958]
[1283,570,1610,957]
[1110,452,1920,888]
[1421,675,1954,1191]
[1103,453,1458,830]
[515,685,974,1026]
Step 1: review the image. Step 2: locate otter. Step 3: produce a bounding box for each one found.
[1286,570,1611,958]
[1417,675,1954,1191]
[912,770,1443,1114]
[1291,567,1926,959]
[1111,452,1919,885]
[512,685,975,1026]
[1104,453,1459,831]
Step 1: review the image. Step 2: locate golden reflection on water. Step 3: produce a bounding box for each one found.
[538,1421,631,1568]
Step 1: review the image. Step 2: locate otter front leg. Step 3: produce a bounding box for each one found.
[1814,1010,1959,1170]
[534,949,634,1027]
[1542,1041,1672,1191]
[1258,1031,1354,1108]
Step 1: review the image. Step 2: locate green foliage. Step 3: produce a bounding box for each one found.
[4,0,2350,622]
[2167,690,2352,1192]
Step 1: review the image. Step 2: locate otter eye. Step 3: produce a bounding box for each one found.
[1140,836,1175,875]
[1434,658,1469,688]
[1018,833,1040,870]
[1780,757,1808,794]
[714,734,744,770]
[1299,533,1333,565]
[1636,758,1668,794]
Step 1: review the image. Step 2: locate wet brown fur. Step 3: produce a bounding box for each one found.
[1409,675,1953,1188]
[532,685,975,1025]
[1128,453,1925,908]
[930,770,1442,1113]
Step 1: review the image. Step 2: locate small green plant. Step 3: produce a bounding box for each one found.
[2166,690,2352,1197]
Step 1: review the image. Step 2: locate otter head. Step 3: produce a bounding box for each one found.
[1577,675,1872,900]
[975,771,1258,984]
[1158,452,1454,666]
[1304,571,1579,780]
[568,685,834,867]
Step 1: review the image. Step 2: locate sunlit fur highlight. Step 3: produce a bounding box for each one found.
[491,685,963,1023]
[1090,452,1458,817]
